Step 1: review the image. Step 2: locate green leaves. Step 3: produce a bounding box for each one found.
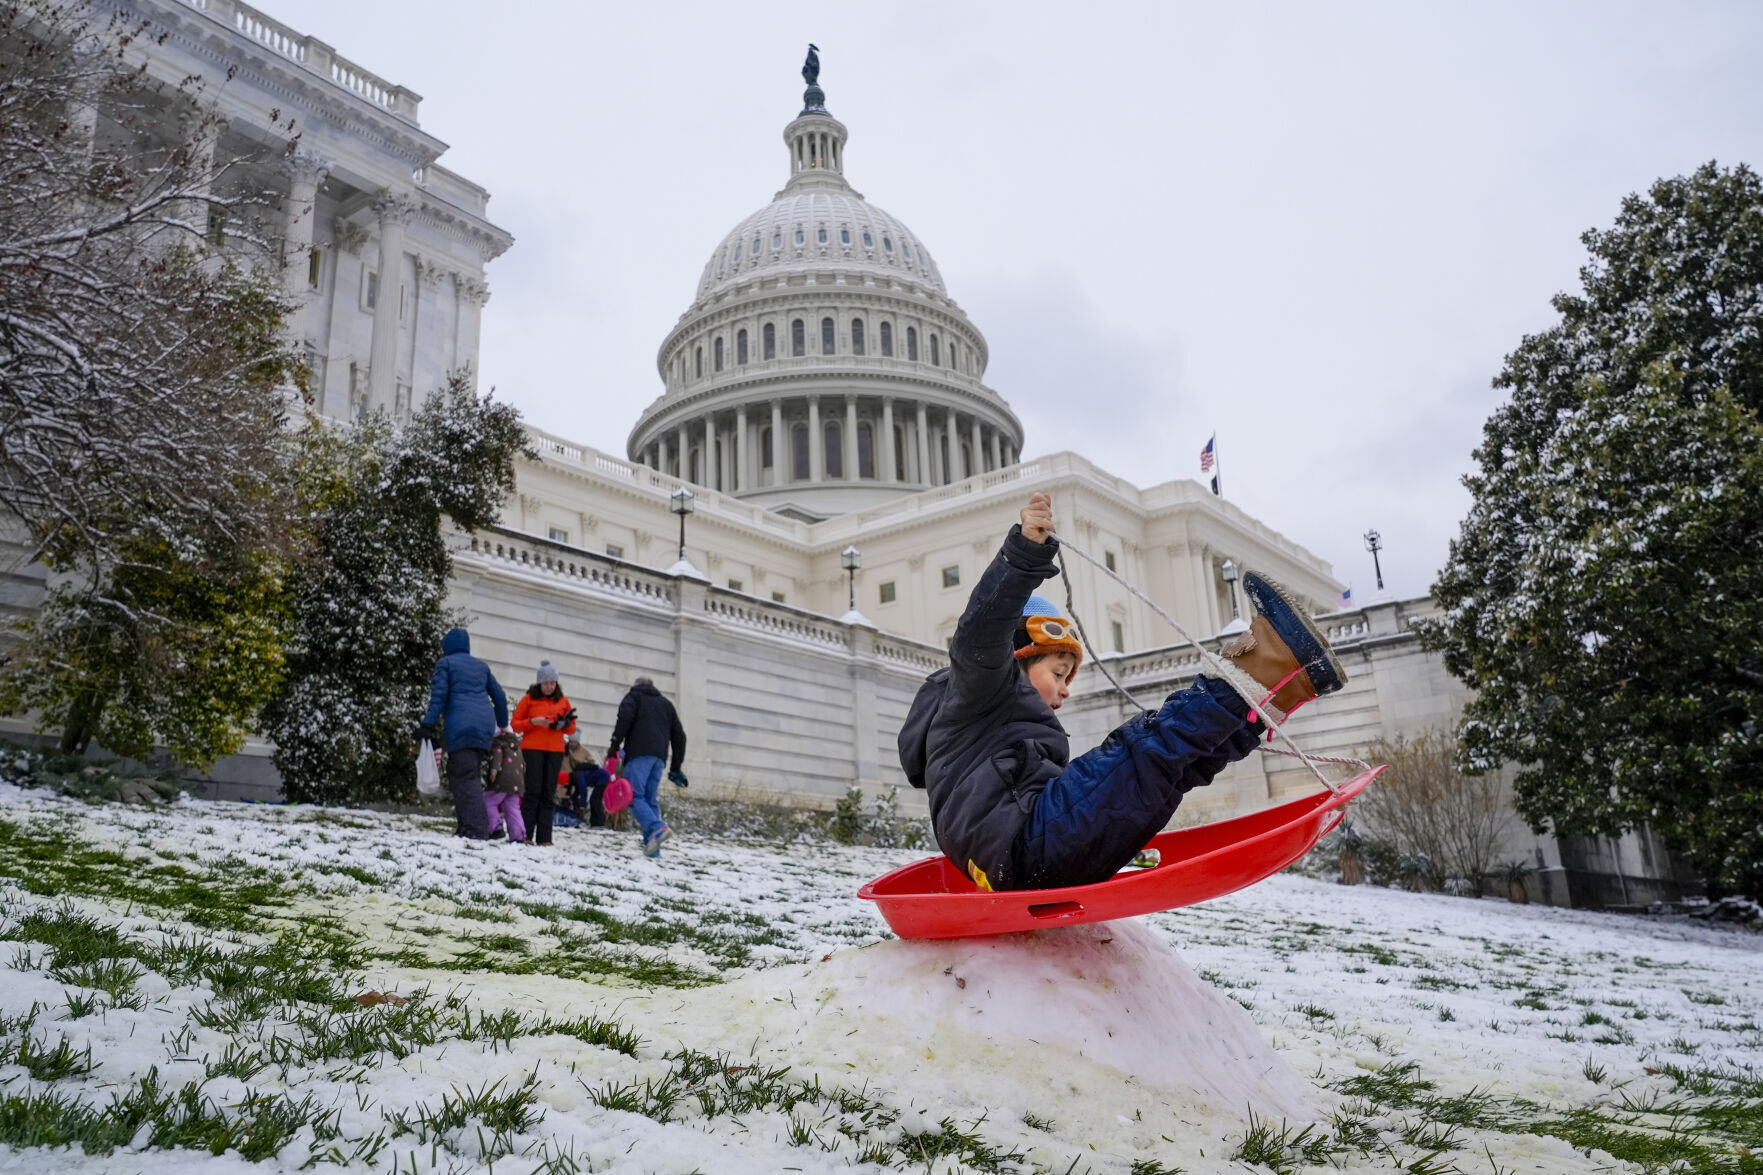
[1429,162,1763,897]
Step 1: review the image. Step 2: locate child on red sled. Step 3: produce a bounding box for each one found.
[898,493,1347,892]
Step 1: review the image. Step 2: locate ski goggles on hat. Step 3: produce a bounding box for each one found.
[1014,614,1084,669]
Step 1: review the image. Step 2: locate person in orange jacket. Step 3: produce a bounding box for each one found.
[511,659,577,845]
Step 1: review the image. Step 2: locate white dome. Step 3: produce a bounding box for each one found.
[695,190,947,301]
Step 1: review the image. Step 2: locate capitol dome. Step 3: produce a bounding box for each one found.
[629,58,1023,520]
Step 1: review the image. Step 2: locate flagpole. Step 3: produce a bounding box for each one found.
[1213,431,1223,499]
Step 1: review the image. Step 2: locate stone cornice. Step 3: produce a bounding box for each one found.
[661,283,982,365]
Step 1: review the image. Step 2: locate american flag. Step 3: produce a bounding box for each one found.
[1199,435,1215,473]
[1337,587,1353,609]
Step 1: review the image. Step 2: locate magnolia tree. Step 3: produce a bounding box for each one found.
[0,0,305,762]
[1426,162,1763,898]
[265,377,530,805]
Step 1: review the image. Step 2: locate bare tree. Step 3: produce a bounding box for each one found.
[1357,729,1512,893]
[0,0,302,582]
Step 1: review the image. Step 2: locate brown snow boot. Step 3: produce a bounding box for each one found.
[1220,614,1318,717]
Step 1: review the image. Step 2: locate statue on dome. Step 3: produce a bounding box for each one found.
[802,43,820,87]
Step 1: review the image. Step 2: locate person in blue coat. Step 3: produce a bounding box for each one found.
[897,493,1348,892]
[416,627,510,839]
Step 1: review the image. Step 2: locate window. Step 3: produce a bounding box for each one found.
[714,336,724,372]
[1105,550,1117,572]
[821,317,835,355]
[883,236,893,253]
[851,318,865,355]
[791,319,805,356]
[753,236,761,255]
[690,447,701,483]
[763,322,776,359]
[364,269,379,310]
[948,340,957,368]
[817,227,827,244]
[694,347,703,378]
[840,228,851,245]
[930,333,941,366]
[771,233,781,250]
[880,321,893,356]
[548,527,568,543]
[761,426,773,469]
[879,581,896,604]
[1112,621,1125,654]
[894,425,907,480]
[772,590,786,603]
[791,423,809,479]
[737,329,748,365]
[824,420,842,478]
[857,421,874,478]
[728,578,743,592]
[605,543,624,559]
[903,241,913,261]
[307,247,322,289]
[205,205,228,248]
[906,326,918,361]
[941,565,960,589]
[794,228,805,245]
[961,442,972,478]
[939,432,951,484]
[734,242,743,261]
[862,230,873,247]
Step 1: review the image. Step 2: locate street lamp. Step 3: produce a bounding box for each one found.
[1221,559,1241,624]
[670,485,695,561]
[841,544,862,612]
[1363,528,1385,592]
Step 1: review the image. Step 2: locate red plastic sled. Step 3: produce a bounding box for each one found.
[859,766,1383,940]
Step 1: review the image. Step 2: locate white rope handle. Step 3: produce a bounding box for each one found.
[1048,532,1360,794]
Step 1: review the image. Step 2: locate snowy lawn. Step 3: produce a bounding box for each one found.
[0,786,1759,1175]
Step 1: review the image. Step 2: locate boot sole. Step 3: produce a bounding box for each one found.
[1240,571,1348,695]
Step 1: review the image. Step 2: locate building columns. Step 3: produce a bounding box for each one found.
[881,399,896,482]
[915,402,930,486]
[676,421,689,482]
[735,405,749,491]
[367,191,416,414]
[281,151,330,302]
[845,396,858,481]
[808,396,823,481]
[770,400,784,485]
[989,428,1002,473]
[970,417,984,478]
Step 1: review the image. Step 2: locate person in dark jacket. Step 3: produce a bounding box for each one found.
[897,493,1347,892]
[606,677,687,858]
[417,627,511,840]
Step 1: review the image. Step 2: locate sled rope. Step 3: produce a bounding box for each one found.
[1049,533,1358,793]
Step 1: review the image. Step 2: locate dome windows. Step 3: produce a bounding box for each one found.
[791,423,809,480]
[906,326,918,362]
[930,333,941,366]
[736,329,748,365]
[824,420,843,478]
[902,241,912,261]
[695,346,703,378]
[714,336,724,372]
[880,321,893,357]
[883,236,893,253]
[791,318,805,357]
[733,242,743,262]
[840,228,851,245]
[862,230,873,248]
[763,322,776,360]
[821,317,835,355]
[794,228,805,246]
[771,232,782,250]
[817,228,828,245]
[753,237,761,256]
[851,318,865,355]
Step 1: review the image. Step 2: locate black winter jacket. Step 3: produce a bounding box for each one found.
[607,682,687,770]
[898,525,1066,891]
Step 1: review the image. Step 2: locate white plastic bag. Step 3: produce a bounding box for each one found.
[415,739,442,795]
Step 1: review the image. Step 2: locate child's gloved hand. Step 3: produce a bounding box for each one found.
[668,769,689,789]
[1020,492,1054,543]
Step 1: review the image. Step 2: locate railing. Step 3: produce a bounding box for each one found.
[463,533,675,608]
[702,596,846,651]
[234,7,303,62]
[874,639,945,673]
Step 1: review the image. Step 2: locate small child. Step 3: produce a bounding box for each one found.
[563,739,613,827]
[483,759,527,844]
[898,493,1347,892]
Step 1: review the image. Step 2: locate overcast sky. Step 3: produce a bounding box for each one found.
[292,0,1763,600]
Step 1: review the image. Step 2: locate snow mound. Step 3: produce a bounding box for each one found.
[687,919,1314,1129]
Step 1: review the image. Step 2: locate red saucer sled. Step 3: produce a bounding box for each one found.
[859,765,1383,940]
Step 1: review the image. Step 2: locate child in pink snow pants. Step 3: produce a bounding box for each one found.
[484,786,526,843]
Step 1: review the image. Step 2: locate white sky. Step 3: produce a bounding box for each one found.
[289,0,1763,600]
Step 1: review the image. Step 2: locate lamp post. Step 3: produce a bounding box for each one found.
[841,544,861,612]
[1363,528,1384,592]
[1221,559,1241,624]
[670,485,695,561]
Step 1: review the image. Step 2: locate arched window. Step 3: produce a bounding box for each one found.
[695,347,703,378]
[763,322,776,359]
[713,337,724,372]
[893,425,907,481]
[771,232,781,250]
[734,242,743,262]
[883,236,893,253]
[736,329,748,365]
[948,340,958,369]
[824,420,843,478]
[930,333,941,366]
[857,421,874,479]
[817,227,827,244]
[851,319,865,355]
[862,230,873,248]
[906,326,918,361]
[791,319,805,357]
[880,321,893,357]
[821,317,835,355]
[761,426,773,470]
[794,228,804,245]
[791,423,809,480]
[840,228,851,245]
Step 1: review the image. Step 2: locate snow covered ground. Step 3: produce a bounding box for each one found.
[0,786,1758,1174]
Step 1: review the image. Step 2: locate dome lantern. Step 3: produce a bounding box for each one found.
[783,44,850,196]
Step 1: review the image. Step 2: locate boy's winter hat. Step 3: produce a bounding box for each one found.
[536,659,559,684]
[1013,594,1084,668]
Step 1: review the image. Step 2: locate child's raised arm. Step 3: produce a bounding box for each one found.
[943,494,1062,715]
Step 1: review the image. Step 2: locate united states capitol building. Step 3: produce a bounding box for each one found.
[8,4,1691,908]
